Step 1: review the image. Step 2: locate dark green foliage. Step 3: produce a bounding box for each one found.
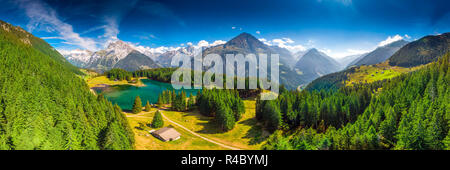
[151,111,164,128]
[133,68,177,83]
[132,96,142,114]
[261,100,282,132]
[305,68,355,91]
[188,93,195,110]
[0,20,134,150]
[106,68,132,81]
[172,91,187,111]
[257,83,374,131]
[195,89,245,131]
[262,54,449,150]
[215,101,236,131]
[157,94,163,108]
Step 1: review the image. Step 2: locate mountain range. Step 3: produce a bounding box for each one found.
[62,40,161,72]
[305,33,450,91]
[389,33,450,67]
[60,32,423,90]
[349,40,409,67]
[294,48,342,82]
[202,32,306,89]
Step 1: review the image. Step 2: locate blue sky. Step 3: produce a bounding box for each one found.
[1,0,450,58]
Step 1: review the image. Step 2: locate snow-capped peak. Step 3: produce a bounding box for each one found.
[104,40,135,60]
[59,49,93,63]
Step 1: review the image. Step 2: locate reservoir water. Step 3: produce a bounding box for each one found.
[94,79,200,110]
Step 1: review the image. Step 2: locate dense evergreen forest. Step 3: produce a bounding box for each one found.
[0,21,134,149]
[133,68,177,82]
[260,54,449,150]
[106,68,133,81]
[196,89,245,131]
[157,90,191,111]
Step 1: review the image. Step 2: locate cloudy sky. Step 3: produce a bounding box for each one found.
[1,0,450,58]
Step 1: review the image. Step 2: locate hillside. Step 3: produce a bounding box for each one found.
[389,33,450,67]
[351,40,408,67]
[0,20,134,149]
[305,61,423,91]
[0,21,82,75]
[114,50,161,71]
[262,54,449,150]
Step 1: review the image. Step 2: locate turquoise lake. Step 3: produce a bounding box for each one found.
[95,79,200,110]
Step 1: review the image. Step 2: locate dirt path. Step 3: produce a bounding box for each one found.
[126,109,242,150]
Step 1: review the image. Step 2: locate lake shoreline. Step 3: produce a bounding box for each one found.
[94,79,200,110]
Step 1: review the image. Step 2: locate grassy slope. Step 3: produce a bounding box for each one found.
[87,76,145,88]
[306,61,424,91]
[163,100,269,150]
[126,100,269,150]
[345,62,424,86]
[126,109,226,150]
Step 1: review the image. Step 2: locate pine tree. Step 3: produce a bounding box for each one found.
[215,101,235,132]
[443,134,450,150]
[157,95,163,108]
[151,110,164,128]
[145,100,151,112]
[188,93,195,110]
[181,91,187,111]
[132,96,142,114]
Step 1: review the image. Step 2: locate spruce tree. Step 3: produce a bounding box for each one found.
[157,95,163,108]
[145,100,151,112]
[216,101,235,132]
[132,96,142,114]
[151,110,164,128]
[188,93,195,110]
[181,91,187,111]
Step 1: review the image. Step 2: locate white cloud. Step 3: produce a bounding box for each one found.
[256,31,260,34]
[258,38,271,46]
[262,37,306,53]
[319,48,332,55]
[197,40,209,47]
[378,34,404,47]
[18,0,99,51]
[282,38,294,44]
[231,27,236,30]
[192,40,226,48]
[129,42,180,54]
[187,42,193,46]
[211,40,226,46]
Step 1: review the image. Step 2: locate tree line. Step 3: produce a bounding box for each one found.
[105,68,133,81]
[196,89,245,131]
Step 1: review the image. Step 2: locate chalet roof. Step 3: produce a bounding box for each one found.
[152,127,181,141]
